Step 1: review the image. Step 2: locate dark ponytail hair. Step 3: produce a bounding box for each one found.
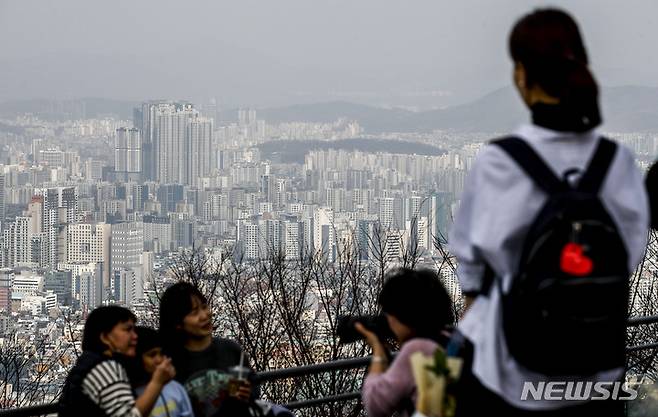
[509,9,601,129]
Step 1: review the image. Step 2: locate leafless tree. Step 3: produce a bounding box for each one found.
[627,229,658,379]
[157,222,422,417]
[0,322,76,409]
[59,307,83,360]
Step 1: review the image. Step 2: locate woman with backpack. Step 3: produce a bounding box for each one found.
[449,8,648,417]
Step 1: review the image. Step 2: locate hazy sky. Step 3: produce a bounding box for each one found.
[2,0,657,108]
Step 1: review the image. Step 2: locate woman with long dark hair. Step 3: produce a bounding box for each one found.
[450,8,648,416]
[159,282,254,417]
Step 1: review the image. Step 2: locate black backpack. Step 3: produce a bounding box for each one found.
[491,136,629,376]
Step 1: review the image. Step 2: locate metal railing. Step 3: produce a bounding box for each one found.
[626,314,658,352]
[0,405,57,417]
[0,356,373,417]
[3,314,658,417]
[257,356,372,411]
[627,315,658,327]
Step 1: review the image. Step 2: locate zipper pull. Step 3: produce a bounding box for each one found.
[571,221,582,243]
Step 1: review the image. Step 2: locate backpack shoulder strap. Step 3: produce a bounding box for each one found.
[576,137,618,194]
[490,136,566,195]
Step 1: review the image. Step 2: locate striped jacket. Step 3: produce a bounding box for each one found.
[59,351,141,417]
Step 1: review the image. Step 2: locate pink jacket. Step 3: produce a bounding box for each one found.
[362,338,439,417]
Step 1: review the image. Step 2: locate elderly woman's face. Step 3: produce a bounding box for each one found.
[385,313,414,344]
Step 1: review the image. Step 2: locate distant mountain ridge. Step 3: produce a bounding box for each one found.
[252,85,658,133]
[2,85,658,133]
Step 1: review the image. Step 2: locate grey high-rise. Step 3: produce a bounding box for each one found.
[0,174,5,228]
[34,187,78,268]
[115,127,142,181]
[156,103,194,184]
[188,116,213,187]
[110,221,144,276]
[136,101,184,181]
[137,101,213,186]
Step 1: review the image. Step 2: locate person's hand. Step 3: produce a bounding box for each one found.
[355,322,385,353]
[355,322,388,375]
[231,380,252,402]
[152,357,176,386]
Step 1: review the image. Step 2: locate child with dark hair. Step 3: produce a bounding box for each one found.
[159,282,253,417]
[133,327,194,417]
[59,305,176,417]
[357,267,454,417]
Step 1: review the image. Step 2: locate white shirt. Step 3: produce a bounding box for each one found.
[449,123,649,410]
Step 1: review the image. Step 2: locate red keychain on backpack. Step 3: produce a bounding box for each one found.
[560,242,593,276]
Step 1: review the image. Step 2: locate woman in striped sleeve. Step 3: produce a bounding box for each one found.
[59,305,176,417]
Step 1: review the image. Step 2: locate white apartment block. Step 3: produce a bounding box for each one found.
[111,222,144,275]
[65,223,110,286]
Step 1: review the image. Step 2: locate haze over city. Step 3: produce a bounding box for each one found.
[2,0,658,108]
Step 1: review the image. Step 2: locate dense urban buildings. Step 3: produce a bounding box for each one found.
[0,98,656,409]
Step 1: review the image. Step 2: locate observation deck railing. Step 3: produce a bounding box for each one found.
[3,314,658,417]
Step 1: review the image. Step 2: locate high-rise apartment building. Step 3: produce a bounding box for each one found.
[236,217,303,260]
[260,174,275,203]
[136,101,214,185]
[188,117,213,187]
[283,220,303,260]
[140,251,154,284]
[110,222,144,276]
[65,223,111,286]
[2,217,31,267]
[171,216,195,249]
[135,102,161,181]
[143,215,171,253]
[34,187,78,269]
[356,217,378,260]
[112,268,143,307]
[0,174,5,227]
[156,103,194,184]
[115,127,142,181]
[313,207,335,261]
[406,195,425,223]
[237,220,263,260]
[381,196,404,230]
[428,191,452,243]
[79,264,104,311]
